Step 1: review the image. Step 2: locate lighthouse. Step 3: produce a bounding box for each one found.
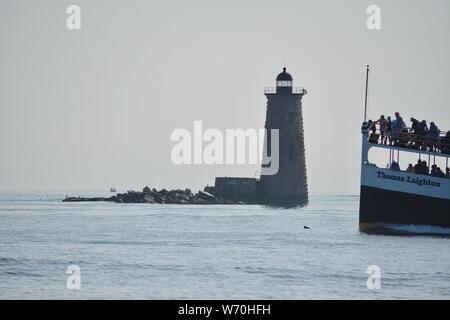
[259,67,308,206]
[204,67,309,207]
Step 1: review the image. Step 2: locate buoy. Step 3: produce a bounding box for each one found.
[304,225,310,229]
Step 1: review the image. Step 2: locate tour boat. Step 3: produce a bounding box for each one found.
[359,66,450,236]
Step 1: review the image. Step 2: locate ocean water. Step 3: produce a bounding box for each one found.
[0,192,449,300]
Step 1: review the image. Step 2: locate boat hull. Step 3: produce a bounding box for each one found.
[360,185,450,236]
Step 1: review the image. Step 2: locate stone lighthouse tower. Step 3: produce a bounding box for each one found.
[260,67,308,206]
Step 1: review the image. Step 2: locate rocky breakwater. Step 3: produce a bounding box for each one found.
[62,187,246,204]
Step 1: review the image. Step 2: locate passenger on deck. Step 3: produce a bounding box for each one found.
[414,160,422,175]
[375,115,388,145]
[394,112,406,130]
[410,118,419,134]
[414,160,429,175]
[431,164,438,177]
[386,116,392,145]
[391,160,400,171]
[406,163,415,173]
[368,120,380,144]
[392,112,406,146]
[422,161,429,175]
[417,120,428,136]
[437,167,446,178]
[417,120,429,151]
[446,167,450,178]
[409,118,420,149]
[428,122,440,152]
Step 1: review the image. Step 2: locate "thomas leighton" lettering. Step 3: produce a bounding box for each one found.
[377,171,441,188]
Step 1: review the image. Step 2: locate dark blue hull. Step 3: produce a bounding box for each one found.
[359,185,450,235]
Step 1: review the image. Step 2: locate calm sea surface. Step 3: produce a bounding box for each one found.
[0,192,449,299]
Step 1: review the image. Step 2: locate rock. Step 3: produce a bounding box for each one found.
[143,186,151,194]
[62,196,113,202]
[143,194,154,203]
[117,190,145,203]
[152,192,164,203]
[62,186,244,205]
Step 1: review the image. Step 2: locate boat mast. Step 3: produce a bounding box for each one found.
[364,65,370,122]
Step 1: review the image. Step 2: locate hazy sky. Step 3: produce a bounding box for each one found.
[1,0,449,194]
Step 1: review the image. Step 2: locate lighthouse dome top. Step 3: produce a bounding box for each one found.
[276,67,293,81]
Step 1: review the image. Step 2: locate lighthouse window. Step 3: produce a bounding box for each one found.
[277,80,292,87]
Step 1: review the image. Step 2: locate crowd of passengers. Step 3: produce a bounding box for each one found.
[367,112,450,154]
[390,159,450,178]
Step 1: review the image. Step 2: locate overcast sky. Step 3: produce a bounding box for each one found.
[1,0,449,194]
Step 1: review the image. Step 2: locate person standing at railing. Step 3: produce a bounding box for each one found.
[391,112,406,146]
[409,118,420,149]
[410,118,420,133]
[394,112,406,130]
[375,115,388,145]
[416,120,429,151]
[446,167,450,178]
[386,116,392,145]
[367,120,380,144]
[428,122,440,152]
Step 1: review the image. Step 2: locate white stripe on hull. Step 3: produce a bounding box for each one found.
[361,165,450,201]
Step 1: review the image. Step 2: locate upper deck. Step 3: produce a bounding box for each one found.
[361,121,450,159]
[360,120,450,201]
